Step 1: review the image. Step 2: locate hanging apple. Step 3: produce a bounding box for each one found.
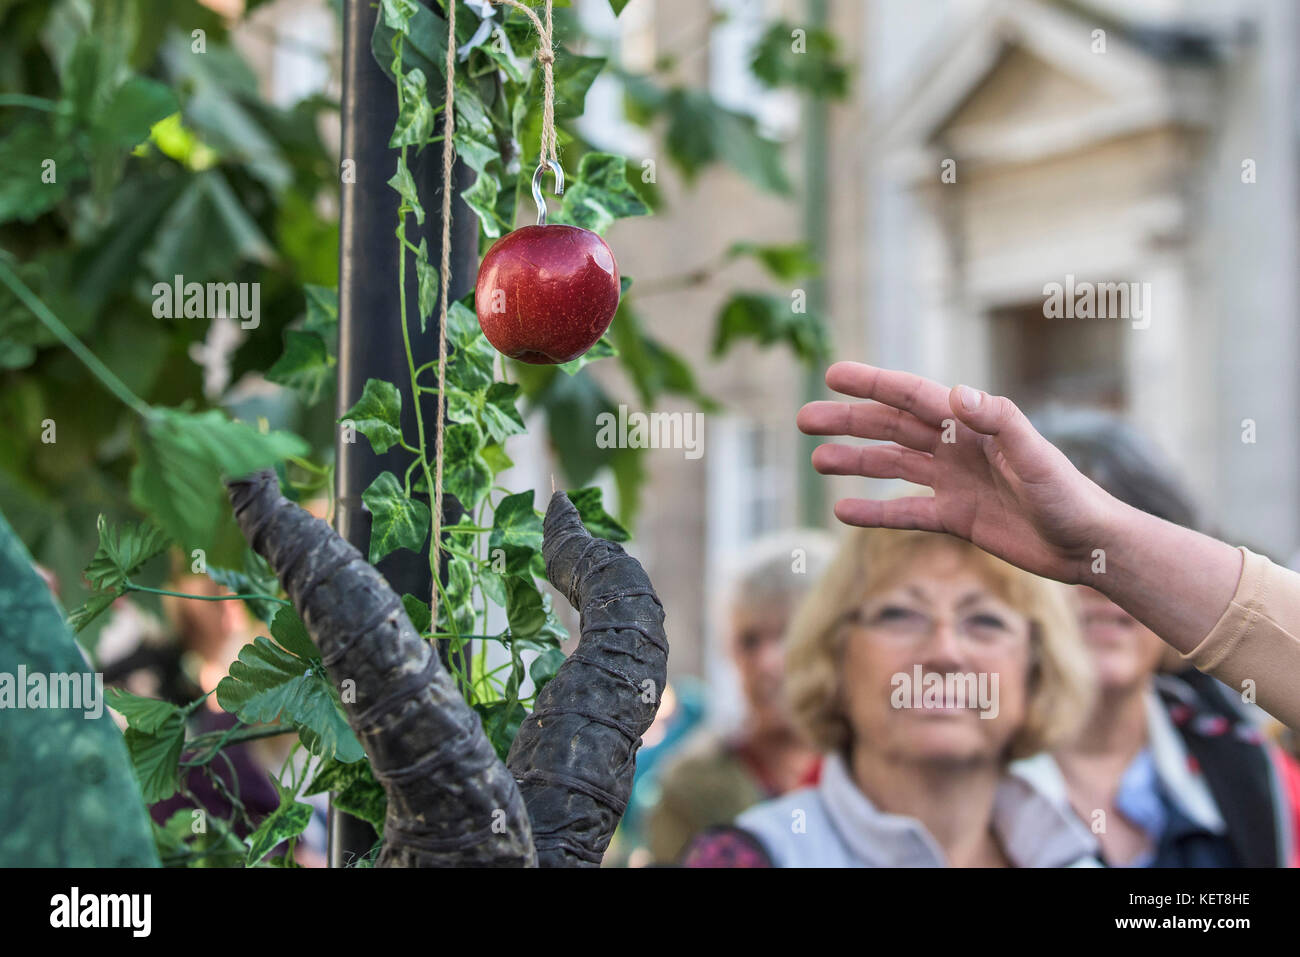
[475,223,620,365]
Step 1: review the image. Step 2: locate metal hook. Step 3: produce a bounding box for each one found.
[531,160,564,226]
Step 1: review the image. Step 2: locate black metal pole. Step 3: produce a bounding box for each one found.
[333,0,478,868]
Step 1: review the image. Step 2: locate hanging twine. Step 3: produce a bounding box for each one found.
[491,0,559,168]
[429,0,556,630]
[428,0,458,632]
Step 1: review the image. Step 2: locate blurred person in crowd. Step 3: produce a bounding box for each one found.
[648,531,834,865]
[1012,409,1300,867]
[603,677,707,867]
[682,522,1097,867]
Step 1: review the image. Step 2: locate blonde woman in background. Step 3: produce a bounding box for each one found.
[683,523,1098,867]
[648,530,835,865]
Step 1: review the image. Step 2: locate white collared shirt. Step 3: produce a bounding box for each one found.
[735,751,1101,867]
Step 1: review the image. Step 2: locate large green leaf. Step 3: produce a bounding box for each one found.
[216,635,364,763]
[130,408,308,550]
[109,690,187,805]
[122,713,187,805]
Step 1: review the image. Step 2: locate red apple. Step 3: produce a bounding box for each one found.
[474,224,620,364]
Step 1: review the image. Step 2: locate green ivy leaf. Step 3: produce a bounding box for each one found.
[553,54,606,119]
[505,575,546,639]
[557,335,618,376]
[555,152,650,235]
[566,487,630,542]
[726,241,821,282]
[712,292,831,363]
[478,567,507,606]
[462,169,505,238]
[245,780,313,866]
[490,490,544,556]
[482,442,514,475]
[303,284,340,344]
[608,301,718,409]
[387,161,425,225]
[415,239,438,332]
[67,592,117,634]
[362,471,430,564]
[663,88,791,194]
[381,0,419,32]
[480,381,526,443]
[474,698,526,762]
[0,120,85,223]
[390,67,437,148]
[305,757,387,831]
[267,329,334,404]
[340,378,404,455]
[216,636,364,763]
[750,21,851,98]
[401,593,432,634]
[442,421,492,510]
[530,646,567,696]
[607,0,633,15]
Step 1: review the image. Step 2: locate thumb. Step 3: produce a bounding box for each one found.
[948,385,1042,465]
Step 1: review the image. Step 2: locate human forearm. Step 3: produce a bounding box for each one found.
[1083,498,1243,656]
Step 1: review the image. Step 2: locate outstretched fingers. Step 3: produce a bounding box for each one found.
[833,496,942,532]
[811,443,935,487]
[798,399,937,452]
[825,361,955,428]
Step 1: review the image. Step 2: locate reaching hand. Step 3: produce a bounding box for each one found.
[797,362,1117,585]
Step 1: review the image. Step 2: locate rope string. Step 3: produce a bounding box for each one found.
[429,0,557,632]
[428,0,458,634]
[491,0,559,168]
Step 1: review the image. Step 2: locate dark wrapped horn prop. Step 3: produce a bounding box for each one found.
[226,471,668,867]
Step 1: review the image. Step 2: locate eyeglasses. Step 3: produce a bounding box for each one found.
[845,602,1029,655]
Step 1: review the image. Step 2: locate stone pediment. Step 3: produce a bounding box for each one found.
[875,0,1217,176]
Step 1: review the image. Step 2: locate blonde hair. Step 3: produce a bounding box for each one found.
[785,526,1093,762]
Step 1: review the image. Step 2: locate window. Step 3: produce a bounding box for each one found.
[709,0,798,138]
[987,299,1127,411]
